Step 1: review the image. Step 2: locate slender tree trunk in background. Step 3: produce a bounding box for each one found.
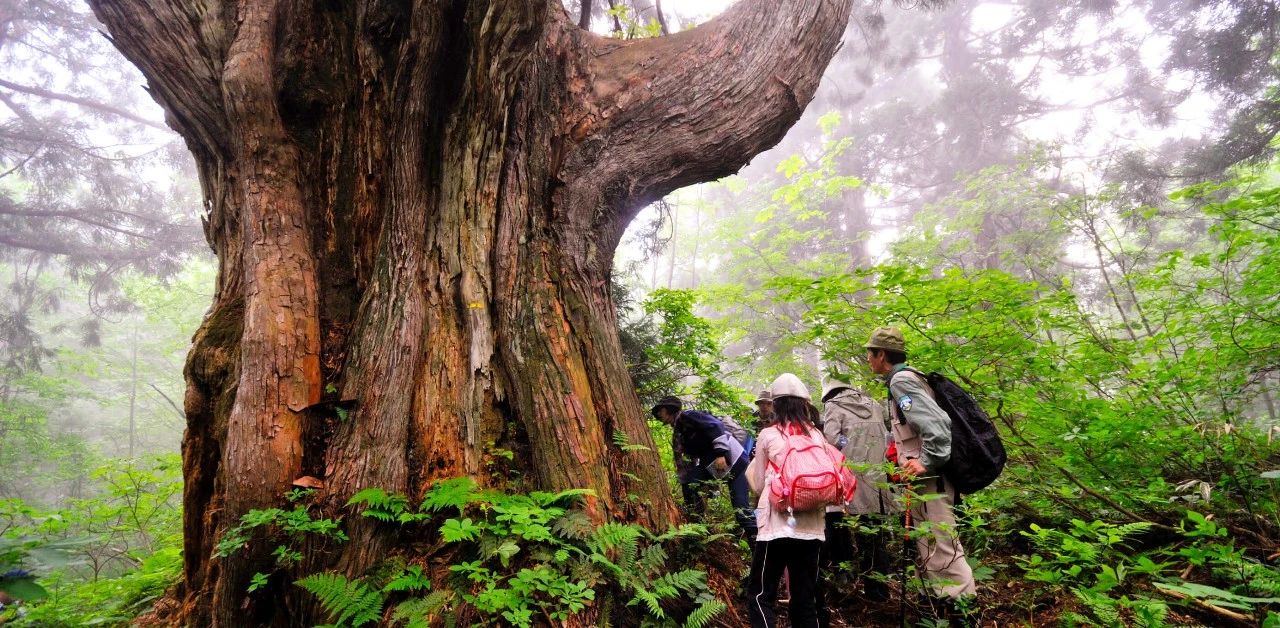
[579,0,594,30]
[654,0,670,35]
[690,196,701,288]
[128,323,138,457]
[666,200,679,288]
[607,0,625,34]
[630,0,670,35]
[88,1,850,624]
[1261,379,1278,422]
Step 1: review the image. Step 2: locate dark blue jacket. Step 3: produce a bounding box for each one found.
[673,410,732,465]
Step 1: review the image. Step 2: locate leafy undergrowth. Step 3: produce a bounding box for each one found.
[757,508,1280,627]
[214,478,741,627]
[1,455,182,626]
[8,464,1280,626]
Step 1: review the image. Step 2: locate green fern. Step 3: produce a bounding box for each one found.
[637,544,668,574]
[392,591,453,628]
[529,488,596,508]
[629,586,666,619]
[653,523,711,544]
[382,565,431,593]
[296,572,384,627]
[590,522,644,571]
[551,510,595,541]
[611,430,653,453]
[420,477,480,513]
[1073,589,1121,626]
[347,488,410,522]
[684,599,726,628]
[656,569,707,595]
[1112,522,1153,544]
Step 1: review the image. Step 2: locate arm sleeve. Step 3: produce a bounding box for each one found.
[685,411,731,459]
[746,430,771,496]
[821,404,850,448]
[889,376,952,473]
[671,433,694,483]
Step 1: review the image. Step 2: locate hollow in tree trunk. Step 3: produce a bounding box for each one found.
[87,0,851,624]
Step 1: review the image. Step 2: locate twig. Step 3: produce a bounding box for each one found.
[1158,588,1253,625]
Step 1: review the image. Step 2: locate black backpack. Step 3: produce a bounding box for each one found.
[891,368,1006,494]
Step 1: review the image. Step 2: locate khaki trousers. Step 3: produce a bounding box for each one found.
[908,475,976,599]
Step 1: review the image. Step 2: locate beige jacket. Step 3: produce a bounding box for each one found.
[746,424,827,542]
[822,387,900,515]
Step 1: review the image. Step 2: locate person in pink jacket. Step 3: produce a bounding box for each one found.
[745,373,828,628]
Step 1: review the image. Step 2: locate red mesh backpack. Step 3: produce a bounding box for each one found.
[768,424,856,513]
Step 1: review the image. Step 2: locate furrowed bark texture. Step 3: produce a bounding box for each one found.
[88,0,851,624]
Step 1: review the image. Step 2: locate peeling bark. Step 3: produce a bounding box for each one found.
[88,0,851,624]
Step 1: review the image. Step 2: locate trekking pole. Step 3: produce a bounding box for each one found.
[900,490,911,628]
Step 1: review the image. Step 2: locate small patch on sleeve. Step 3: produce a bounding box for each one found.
[897,395,913,412]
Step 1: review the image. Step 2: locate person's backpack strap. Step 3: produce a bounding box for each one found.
[892,367,932,394]
[887,367,931,425]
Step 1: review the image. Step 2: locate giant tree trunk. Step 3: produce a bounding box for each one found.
[88,1,851,624]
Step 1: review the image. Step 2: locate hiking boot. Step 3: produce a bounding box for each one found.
[862,578,890,603]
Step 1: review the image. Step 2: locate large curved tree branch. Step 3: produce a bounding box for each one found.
[559,0,852,260]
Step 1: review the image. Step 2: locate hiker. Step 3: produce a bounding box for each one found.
[754,388,775,427]
[820,378,897,602]
[651,396,757,541]
[865,327,977,619]
[745,373,833,628]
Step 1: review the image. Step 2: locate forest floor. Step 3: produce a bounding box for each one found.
[730,561,1224,627]
[753,583,1213,627]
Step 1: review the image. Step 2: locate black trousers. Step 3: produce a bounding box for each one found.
[815,512,892,621]
[679,456,757,540]
[746,538,823,628]
[815,512,851,628]
[852,516,893,599]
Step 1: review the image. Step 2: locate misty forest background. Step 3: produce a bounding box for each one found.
[4,0,1280,625]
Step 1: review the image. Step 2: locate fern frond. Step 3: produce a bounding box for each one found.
[591,522,645,551]
[529,488,596,507]
[1074,589,1121,625]
[296,572,384,627]
[552,510,595,541]
[637,544,668,574]
[1115,522,1152,540]
[392,590,453,628]
[612,430,653,453]
[420,477,480,513]
[588,552,624,579]
[684,599,726,628]
[347,487,410,522]
[590,522,643,573]
[629,586,666,619]
[659,569,708,594]
[653,523,708,544]
[382,565,431,593]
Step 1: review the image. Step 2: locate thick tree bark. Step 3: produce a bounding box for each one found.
[88,0,851,624]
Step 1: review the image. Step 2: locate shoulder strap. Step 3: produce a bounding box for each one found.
[890,367,934,397]
[887,367,931,424]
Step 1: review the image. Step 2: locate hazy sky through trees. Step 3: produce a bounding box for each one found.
[614,0,1227,284]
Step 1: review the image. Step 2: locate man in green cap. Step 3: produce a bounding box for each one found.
[865,326,977,619]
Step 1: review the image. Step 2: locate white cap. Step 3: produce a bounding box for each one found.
[821,378,852,402]
[768,373,811,401]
